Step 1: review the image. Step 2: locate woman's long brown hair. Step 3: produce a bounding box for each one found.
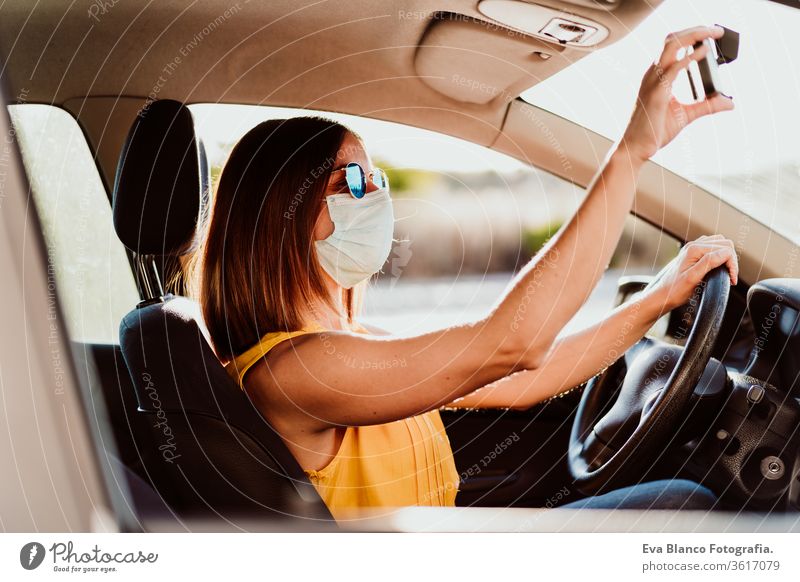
[191,117,357,360]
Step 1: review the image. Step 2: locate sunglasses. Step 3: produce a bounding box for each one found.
[329,162,389,199]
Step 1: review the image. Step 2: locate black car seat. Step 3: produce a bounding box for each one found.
[112,99,331,523]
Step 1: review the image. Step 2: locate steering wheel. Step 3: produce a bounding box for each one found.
[568,265,730,495]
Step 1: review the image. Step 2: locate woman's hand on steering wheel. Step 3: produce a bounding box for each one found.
[620,25,735,164]
[643,234,739,315]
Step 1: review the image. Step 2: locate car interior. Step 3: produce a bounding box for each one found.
[2,0,800,531]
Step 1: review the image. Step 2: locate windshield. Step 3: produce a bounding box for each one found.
[522,0,800,244]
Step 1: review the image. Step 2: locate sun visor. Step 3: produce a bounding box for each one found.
[415,14,567,105]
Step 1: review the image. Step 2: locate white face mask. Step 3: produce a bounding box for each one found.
[315,186,394,289]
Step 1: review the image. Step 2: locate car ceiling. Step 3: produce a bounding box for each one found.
[0,0,658,145]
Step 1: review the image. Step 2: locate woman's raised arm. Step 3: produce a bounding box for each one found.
[483,25,733,367]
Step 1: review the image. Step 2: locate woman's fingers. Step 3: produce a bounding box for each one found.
[683,236,739,285]
[685,241,734,260]
[681,93,735,123]
[663,43,709,82]
[686,247,739,285]
[687,235,734,249]
[659,25,724,68]
[651,236,738,312]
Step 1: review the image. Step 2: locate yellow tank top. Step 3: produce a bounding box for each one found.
[226,324,460,521]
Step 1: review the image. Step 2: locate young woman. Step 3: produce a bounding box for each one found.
[194,26,738,520]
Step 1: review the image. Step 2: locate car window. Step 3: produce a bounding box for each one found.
[8,104,139,344]
[191,104,678,337]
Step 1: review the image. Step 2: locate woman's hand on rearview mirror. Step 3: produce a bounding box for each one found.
[620,25,735,164]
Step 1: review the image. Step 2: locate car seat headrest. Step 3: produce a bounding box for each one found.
[112,99,204,256]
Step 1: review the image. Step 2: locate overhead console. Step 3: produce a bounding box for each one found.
[557,0,624,10]
[477,0,610,47]
[414,1,660,104]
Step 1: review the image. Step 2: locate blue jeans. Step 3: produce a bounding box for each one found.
[561,479,716,510]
